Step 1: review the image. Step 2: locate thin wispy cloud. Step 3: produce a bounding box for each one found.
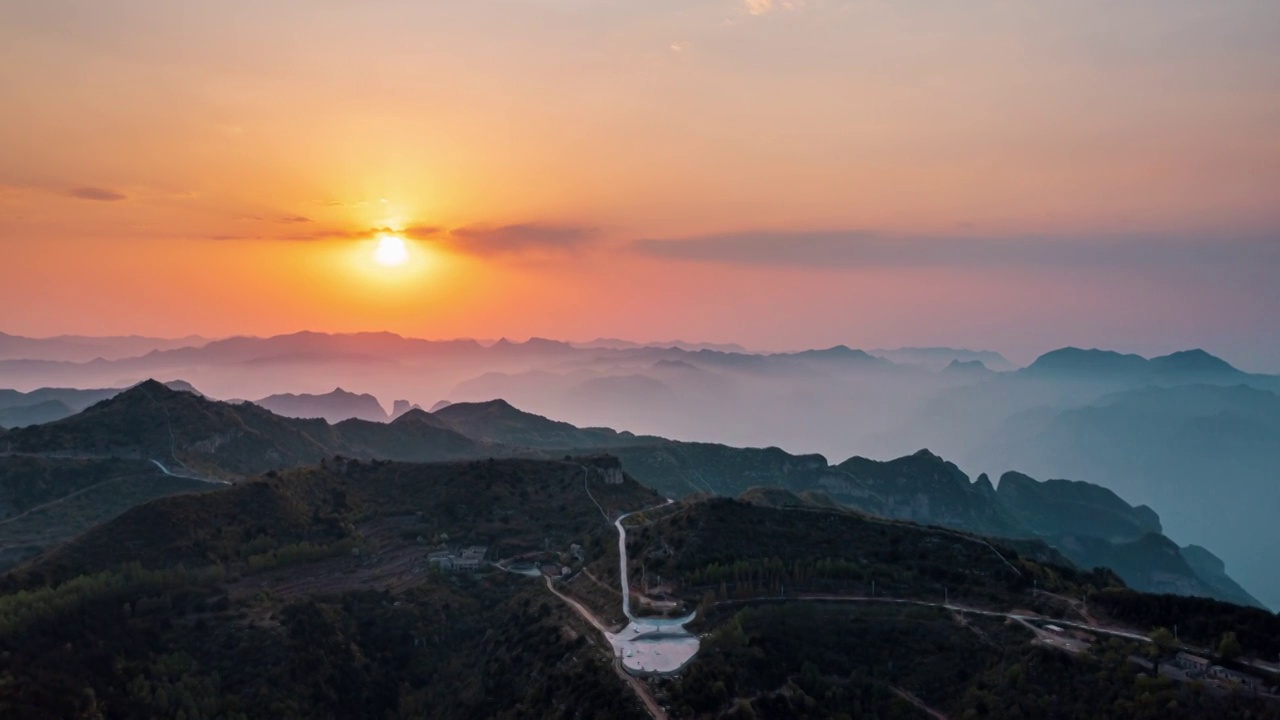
[447,223,599,255]
[66,186,127,202]
[401,226,444,240]
[237,213,314,224]
[743,0,803,16]
[632,230,1280,269]
[202,222,598,257]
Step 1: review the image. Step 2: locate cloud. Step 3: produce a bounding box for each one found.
[631,229,1280,270]
[200,222,598,256]
[67,186,127,202]
[401,225,444,240]
[446,223,599,255]
[743,0,803,15]
[205,227,372,242]
[275,215,312,224]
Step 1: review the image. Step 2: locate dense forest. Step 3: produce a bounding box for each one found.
[659,603,1280,719]
[2,458,1277,718]
[0,567,642,719]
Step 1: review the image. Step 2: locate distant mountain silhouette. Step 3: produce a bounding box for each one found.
[253,387,389,423]
[0,331,207,362]
[973,381,1280,609]
[1023,347,1245,381]
[390,399,422,418]
[940,359,994,377]
[870,346,1016,372]
[572,337,750,353]
[1149,348,1242,375]
[0,383,1262,606]
[1024,348,1153,376]
[0,400,74,428]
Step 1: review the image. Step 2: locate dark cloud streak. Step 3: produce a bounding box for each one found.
[631,230,1280,270]
[200,223,599,257]
[448,223,599,254]
[67,186,127,202]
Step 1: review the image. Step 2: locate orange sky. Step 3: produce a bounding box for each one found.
[1,1,1278,367]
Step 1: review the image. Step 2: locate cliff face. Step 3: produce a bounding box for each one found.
[833,450,1030,538]
[995,472,1162,542]
[604,442,1262,607]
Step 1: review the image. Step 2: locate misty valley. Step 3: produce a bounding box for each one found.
[1,333,1278,718]
[7,0,1279,714]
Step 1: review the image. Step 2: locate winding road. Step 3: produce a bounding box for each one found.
[148,458,231,485]
[546,471,1158,719]
[713,594,1152,643]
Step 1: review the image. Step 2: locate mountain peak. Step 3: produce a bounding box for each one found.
[1025,347,1148,375]
[127,378,176,394]
[253,387,388,422]
[1149,348,1238,375]
[1025,346,1243,378]
[942,359,991,374]
[453,398,518,412]
[911,448,940,459]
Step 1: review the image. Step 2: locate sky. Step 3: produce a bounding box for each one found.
[1,0,1278,368]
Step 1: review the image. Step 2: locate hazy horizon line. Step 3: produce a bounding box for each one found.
[6,327,1275,372]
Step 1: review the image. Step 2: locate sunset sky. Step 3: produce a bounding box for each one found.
[2,0,1278,367]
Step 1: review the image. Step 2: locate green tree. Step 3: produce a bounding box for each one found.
[1218,631,1242,661]
[1148,627,1175,672]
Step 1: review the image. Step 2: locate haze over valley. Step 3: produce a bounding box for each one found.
[4,0,1279,716]
[3,331,1278,614]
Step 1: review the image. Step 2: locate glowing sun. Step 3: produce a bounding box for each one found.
[373,234,410,266]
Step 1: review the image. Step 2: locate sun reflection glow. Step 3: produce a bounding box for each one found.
[373,234,410,266]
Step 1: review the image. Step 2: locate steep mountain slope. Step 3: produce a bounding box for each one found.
[975,383,1280,608]
[0,383,499,568]
[1,380,337,476]
[2,386,1263,608]
[332,410,491,461]
[417,396,1265,605]
[1180,544,1266,609]
[0,457,656,720]
[0,456,211,572]
[1049,533,1233,602]
[832,450,1028,537]
[995,472,1162,541]
[5,454,1277,719]
[1,381,495,477]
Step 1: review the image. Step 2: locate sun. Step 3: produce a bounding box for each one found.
[373,234,410,266]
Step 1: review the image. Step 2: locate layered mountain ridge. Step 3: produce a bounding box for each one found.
[0,380,1264,608]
